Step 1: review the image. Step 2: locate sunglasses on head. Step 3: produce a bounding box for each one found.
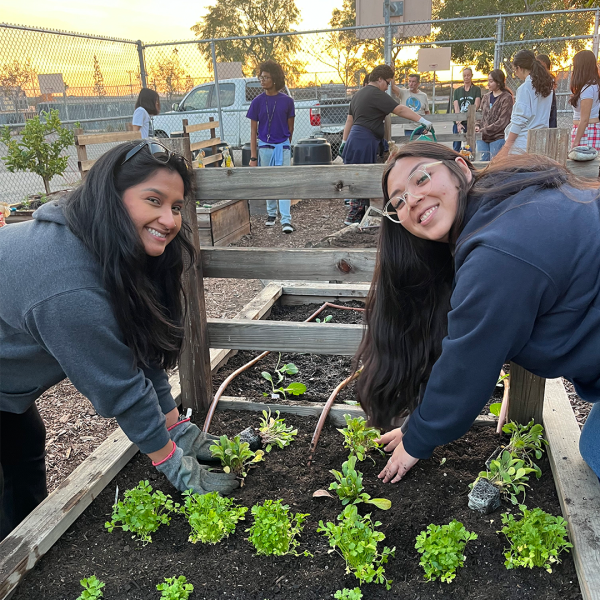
[121,140,190,169]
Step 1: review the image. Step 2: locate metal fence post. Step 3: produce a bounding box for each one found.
[593,10,600,57]
[136,40,147,88]
[384,0,392,67]
[494,15,504,70]
[210,41,225,141]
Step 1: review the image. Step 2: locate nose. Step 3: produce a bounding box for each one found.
[157,205,177,229]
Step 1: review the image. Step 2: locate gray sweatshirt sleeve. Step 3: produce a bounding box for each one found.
[142,365,177,416]
[24,288,170,454]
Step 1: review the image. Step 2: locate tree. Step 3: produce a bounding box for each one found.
[148,49,192,104]
[433,0,594,71]
[92,55,106,97]
[191,0,307,86]
[1,109,74,195]
[0,59,36,120]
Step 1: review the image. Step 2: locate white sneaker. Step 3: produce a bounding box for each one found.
[282,223,294,234]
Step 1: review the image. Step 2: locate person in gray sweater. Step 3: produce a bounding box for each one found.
[0,140,237,540]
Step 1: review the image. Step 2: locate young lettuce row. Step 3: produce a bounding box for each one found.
[338,414,385,464]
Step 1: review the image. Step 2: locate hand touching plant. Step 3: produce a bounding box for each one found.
[338,414,384,463]
[261,354,306,399]
[76,575,105,600]
[258,409,298,452]
[209,435,264,481]
[156,576,194,600]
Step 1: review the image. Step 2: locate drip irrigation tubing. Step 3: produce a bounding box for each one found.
[496,369,510,434]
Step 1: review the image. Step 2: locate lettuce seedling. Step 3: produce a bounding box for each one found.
[105,480,178,544]
[261,354,307,399]
[76,575,105,600]
[329,456,391,510]
[334,589,363,600]
[258,409,298,452]
[156,576,194,600]
[318,504,395,589]
[500,506,573,572]
[247,499,311,556]
[316,315,333,323]
[209,435,264,480]
[415,520,478,583]
[503,419,548,474]
[338,414,384,463]
[180,490,248,544]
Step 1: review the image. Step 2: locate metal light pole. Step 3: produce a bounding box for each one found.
[210,41,225,141]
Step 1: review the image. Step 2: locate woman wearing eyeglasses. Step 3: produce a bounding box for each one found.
[355,141,600,485]
[0,140,238,541]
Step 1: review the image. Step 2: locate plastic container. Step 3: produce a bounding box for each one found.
[292,136,332,166]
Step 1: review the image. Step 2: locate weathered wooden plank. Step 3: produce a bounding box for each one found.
[210,199,250,244]
[191,137,222,151]
[200,248,376,281]
[393,133,476,143]
[508,362,546,425]
[212,223,251,247]
[74,131,141,145]
[391,112,482,124]
[544,378,600,600]
[207,319,363,355]
[195,164,386,201]
[78,159,95,172]
[202,153,223,166]
[527,128,570,166]
[466,105,477,151]
[185,120,220,133]
[280,281,371,297]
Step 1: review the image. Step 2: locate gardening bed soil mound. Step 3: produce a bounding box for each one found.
[13,411,580,600]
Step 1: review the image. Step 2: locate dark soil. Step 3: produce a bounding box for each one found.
[13,411,580,600]
[309,225,379,248]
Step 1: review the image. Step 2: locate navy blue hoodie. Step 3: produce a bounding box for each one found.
[402,184,600,459]
[0,201,176,454]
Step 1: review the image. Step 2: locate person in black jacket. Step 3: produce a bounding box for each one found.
[536,54,557,128]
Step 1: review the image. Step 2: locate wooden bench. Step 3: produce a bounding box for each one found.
[74,130,142,178]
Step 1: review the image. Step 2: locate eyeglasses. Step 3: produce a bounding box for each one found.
[121,140,189,170]
[258,75,272,81]
[382,161,443,224]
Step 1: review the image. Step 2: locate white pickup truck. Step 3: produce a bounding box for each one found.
[151,77,319,150]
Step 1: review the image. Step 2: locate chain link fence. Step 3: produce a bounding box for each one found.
[1,8,598,203]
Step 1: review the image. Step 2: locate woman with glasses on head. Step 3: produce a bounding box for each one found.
[356,141,600,485]
[569,49,600,151]
[0,140,238,541]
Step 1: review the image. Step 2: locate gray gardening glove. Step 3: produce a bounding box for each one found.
[168,418,219,461]
[154,444,239,495]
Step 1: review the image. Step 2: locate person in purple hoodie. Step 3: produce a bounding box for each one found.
[354,141,600,484]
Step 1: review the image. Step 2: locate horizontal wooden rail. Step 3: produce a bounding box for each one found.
[393,133,482,143]
[185,120,220,134]
[200,248,377,281]
[75,131,141,145]
[391,111,482,124]
[207,318,363,355]
[191,137,222,151]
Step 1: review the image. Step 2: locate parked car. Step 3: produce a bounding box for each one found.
[151,77,319,151]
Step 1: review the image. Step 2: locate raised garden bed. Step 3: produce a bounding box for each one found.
[196,199,251,247]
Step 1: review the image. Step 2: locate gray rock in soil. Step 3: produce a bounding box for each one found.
[468,478,501,514]
[237,426,261,451]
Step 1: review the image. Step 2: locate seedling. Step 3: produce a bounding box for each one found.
[338,414,384,463]
[316,315,333,323]
[334,589,363,600]
[503,419,548,471]
[76,575,105,600]
[156,576,194,600]
[500,506,573,572]
[247,499,311,556]
[209,435,264,480]
[180,490,248,544]
[415,520,478,583]
[258,409,298,452]
[318,504,395,589]
[473,451,537,505]
[329,456,391,510]
[105,480,178,544]
[261,354,306,399]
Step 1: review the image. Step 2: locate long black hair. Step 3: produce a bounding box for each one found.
[63,141,196,369]
[569,49,600,108]
[355,142,598,428]
[513,49,554,98]
[135,88,160,115]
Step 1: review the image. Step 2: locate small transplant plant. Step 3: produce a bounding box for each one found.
[318,504,395,589]
[334,588,363,600]
[180,490,248,544]
[156,576,194,600]
[247,499,311,556]
[503,419,548,470]
[258,409,298,452]
[261,354,307,399]
[209,435,264,479]
[329,456,391,510]
[105,480,178,544]
[500,506,573,572]
[316,315,333,323]
[76,575,105,600]
[415,520,478,583]
[338,414,384,463]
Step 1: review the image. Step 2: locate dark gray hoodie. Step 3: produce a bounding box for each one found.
[0,201,176,454]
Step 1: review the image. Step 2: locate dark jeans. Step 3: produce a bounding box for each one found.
[0,404,48,541]
[453,122,463,152]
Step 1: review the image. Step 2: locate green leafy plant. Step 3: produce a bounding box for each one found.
[156,576,194,600]
[180,490,247,544]
[500,506,573,572]
[209,435,264,479]
[503,419,548,470]
[261,354,307,399]
[329,456,391,510]
[473,450,537,505]
[415,520,478,583]
[105,480,178,544]
[1,109,74,195]
[76,575,105,600]
[247,499,311,556]
[258,409,298,452]
[334,588,363,600]
[338,414,384,463]
[318,504,395,589]
[316,315,333,323]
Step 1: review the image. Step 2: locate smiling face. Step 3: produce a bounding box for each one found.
[122,168,184,256]
[386,156,472,242]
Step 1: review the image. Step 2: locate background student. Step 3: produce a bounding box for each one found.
[453,67,481,152]
[132,88,161,138]
[393,73,430,138]
[536,54,558,128]
[569,49,600,151]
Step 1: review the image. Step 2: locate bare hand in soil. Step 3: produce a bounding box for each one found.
[378,441,419,483]
[376,427,404,452]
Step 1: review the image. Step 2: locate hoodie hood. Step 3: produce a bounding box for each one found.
[33,199,68,225]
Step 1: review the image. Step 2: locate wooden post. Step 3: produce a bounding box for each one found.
[209,116,218,163]
[164,130,212,412]
[466,105,476,152]
[526,128,570,166]
[507,363,546,425]
[74,127,87,180]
